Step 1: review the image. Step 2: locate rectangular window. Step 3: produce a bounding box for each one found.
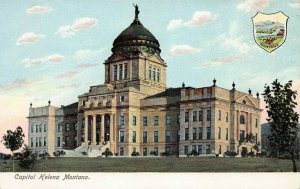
[132,116,136,125]
[57,124,61,132]
[39,125,42,132]
[65,136,69,146]
[226,112,229,122]
[65,124,70,132]
[82,118,85,128]
[207,109,211,121]
[152,68,156,81]
[154,147,158,156]
[157,69,160,82]
[240,130,245,141]
[44,137,46,146]
[193,128,197,140]
[120,94,125,102]
[255,119,258,128]
[36,125,38,132]
[184,145,188,155]
[177,114,180,124]
[165,146,171,154]
[166,115,171,125]
[148,66,152,80]
[154,116,159,125]
[143,147,147,156]
[165,130,170,142]
[44,124,47,132]
[119,64,123,80]
[192,145,197,152]
[199,111,203,121]
[120,147,124,156]
[218,127,221,139]
[143,117,147,126]
[119,116,125,126]
[74,136,77,147]
[193,111,197,122]
[39,137,41,147]
[198,145,202,154]
[218,111,221,121]
[120,131,124,143]
[198,127,203,140]
[226,128,228,140]
[185,128,189,140]
[255,133,258,143]
[74,123,77,131]
[81,134,84,142]
[154,131,158,142]
[177,130,180,142]
[207,127,211,139]
[124,63,128,79]
[132,131,136,143]
[206,145,211,154]
[143,131,147,143]
[31,125,33,133]
[36,137,38,147]
[113,65,117,81]
[185,111,189,122]
[31,137,33,147]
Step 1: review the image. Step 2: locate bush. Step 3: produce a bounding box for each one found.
[102,148,113,157]
[18,145,37,169]
[53,150,66,157]
[241,148,248,158]
[160,152,171,157]
[114,153,118,156]
[131,151,140,156]
[190,150,199,156]
[224,151,238,157]
[247,151,255,157]
[82,151,87,155]
[39,152,50,159]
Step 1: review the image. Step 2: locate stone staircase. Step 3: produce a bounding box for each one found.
[63,142,111,157]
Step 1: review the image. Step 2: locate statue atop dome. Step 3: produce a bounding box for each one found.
[133,3,139,19]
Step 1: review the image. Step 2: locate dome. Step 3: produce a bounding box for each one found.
[112,8,161,55]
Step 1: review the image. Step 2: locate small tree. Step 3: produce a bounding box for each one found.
[263,79,299,172]
[1,126,25,172]
[19,145,37,169]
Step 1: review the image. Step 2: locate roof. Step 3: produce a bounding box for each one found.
[144,87,184,99]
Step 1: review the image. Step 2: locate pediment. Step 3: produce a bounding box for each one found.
[235,95,255,107]
[106,53,130,63]
[146,53,165,64]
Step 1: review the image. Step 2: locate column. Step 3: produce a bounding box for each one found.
[236,110,240,141]
[110,114,114,142]
[84,115,88,146]
[101,114,105,142]
[92,114,96,145]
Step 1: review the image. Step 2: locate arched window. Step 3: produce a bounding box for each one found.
[240,115,245,124]
[148,66,152,80]
[157,69,160,82]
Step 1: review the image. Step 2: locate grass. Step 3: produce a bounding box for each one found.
[1,157,299,172]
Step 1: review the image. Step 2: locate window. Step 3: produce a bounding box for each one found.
[152,68,156,81]
[143,147,147,156]
[74,136,77,147]
[154,131,158,142]
[193,128,196,140]
[198,127,203,140]
[44,137,47,146]
[132,147,136,154]
[36,137,38,147]
[240,115,245,124]
[165,147,171,155]
[120,147,124,156]
[119,116,125,126]
[119,64,123,80]
[148,66,152,80]
[120,131,124,142]
[184,145,188,155]
[166,130,170,142]
[206,145,211,154]
[185,128,189,140]
[199,111,203,121]
[185,111,189,122]
[240,130,245,141]
[177,130,180,142]
[226,128,229,140]
[198,145,202,154]
[207,127,211,139]
[31,125,33,133]
[218,111,221,121]
[82,118,85,128]
[157,69,160,82]
[81,134,84,142]
[207,110,211,121]
[218,127,221,139]
[255,133,258,143]
[39,137,41,147]
[132,116,136,126]
[83,100,86,107]
[74,123,77,131]
[132,131,136,143]
[124,63,128,79]
[154,147,158,156]
[143,131,147,143]
[65,136,69,146]
[113,65,117,81]
[255,119,258,128]
[39,125,42,132]
[57,124,62,132]
[36,125,38,132]
[192,145,197,152]
[65,124,70,132]
[166,115,171,125]
[177,114,180,124]
[226,112,229,122]
[31,137,33,147]
[120,94,125,102]
[154,116,159,125]
[193,111,197,122]
[143,117,147,126]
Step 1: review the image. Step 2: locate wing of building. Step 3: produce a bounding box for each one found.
[27,7,261,157]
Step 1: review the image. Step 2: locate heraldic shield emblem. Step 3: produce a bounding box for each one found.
[252,11,288,53]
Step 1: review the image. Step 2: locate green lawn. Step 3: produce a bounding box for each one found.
[1,157,299,172]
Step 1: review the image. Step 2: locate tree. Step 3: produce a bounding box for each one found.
[263,79,299,172]
[1,126,25,172]
[18,145,37,169]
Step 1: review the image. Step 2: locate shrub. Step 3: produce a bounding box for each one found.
[114,153,118,156]
[160,152,171,157]
[190,150,199,156]
[18,145,37,169]
[53,150,66,157]
[82,151,87,155]
[247,151,255,157]
[102,148,113,158]
[39,152,50,159]
[241,148,248,158]
[224,151,238,157]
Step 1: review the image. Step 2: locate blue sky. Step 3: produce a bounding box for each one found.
[0,0,299,152]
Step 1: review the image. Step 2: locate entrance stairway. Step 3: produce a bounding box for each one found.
[63,142,110,157]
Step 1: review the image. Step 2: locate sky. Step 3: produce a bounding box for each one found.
[0,0,299,153]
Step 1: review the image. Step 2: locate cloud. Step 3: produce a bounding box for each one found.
[237,0,270,13]
[74,49,101,59]
[167,11,216,31]
[55,71,79,79]
[47,54,64,62]
[26,5,52,14]
[16,32,45,45]
[201,56,244,67]
[22,54,64,67]
[57,83,81,89]
[168,45,201,56]
[56,17,97,38]
[0,79,39,92]
[289,0,300,8]
[77,63,99,68]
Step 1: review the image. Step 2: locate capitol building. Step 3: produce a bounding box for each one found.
[27,7,261,157]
